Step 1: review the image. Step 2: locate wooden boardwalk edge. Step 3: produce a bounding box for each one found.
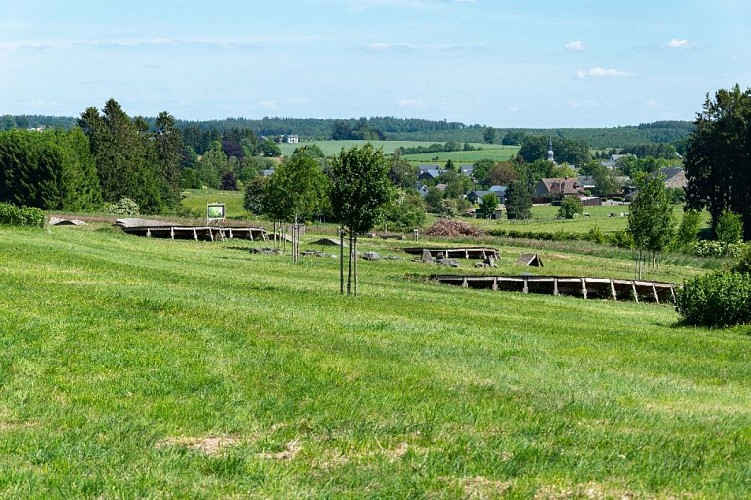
[121,226,268,242]
[432,275,676,304]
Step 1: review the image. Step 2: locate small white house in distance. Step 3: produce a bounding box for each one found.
[287,135,299,144]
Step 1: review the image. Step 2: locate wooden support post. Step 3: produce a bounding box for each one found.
[610,280,617,301]
[581,278,587,299]
[462,277,468,288]
[631,282,639,303]
[553,278,559,296]
[652,284,659,304]
[229,228,233,239]
[492,277,498,291]
[465,249,469,259]
[193,228,198,241]
[170,227,174,240]
[523,277,528,294]
[146,228,151,238]
[670,285,676,303]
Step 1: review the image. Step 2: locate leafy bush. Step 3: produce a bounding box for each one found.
[607,229,634,249]
[585,226,606,244]
[692,240,746,258]
[671,209,702,251]
[731,244,751,275]
[675,271,751,327]
[716,210,743,244]
[557,197,583,219]
[0,203,46,227]
[103,197,140,216]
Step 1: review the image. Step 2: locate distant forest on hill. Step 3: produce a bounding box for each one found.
[1,113,693,150]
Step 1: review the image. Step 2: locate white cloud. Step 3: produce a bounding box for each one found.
[345,0,475,13]
[667,38,696,49]
[365,42,413,52]
[29,99,65,109]
[576,67,633,79]
[567,99,598,108]
[398,98,426,109]
[149,38,175,46]
[565,40,585,51]
[258,100,278,110]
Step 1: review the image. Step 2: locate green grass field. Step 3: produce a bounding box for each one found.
[278,140,431,157]
[0,221,749,497]
[473,205,699,235]
[278,140,518,163]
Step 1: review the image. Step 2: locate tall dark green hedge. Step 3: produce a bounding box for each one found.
[0,129,101,211]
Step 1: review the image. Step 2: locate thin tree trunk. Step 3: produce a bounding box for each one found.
[292,215,298,263]
[353,235,358,296]
[339,226,344,295]
[347,229,352,295]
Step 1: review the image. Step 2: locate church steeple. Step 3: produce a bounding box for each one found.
[547,135,555,163]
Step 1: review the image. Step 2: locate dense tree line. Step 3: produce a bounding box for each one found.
[517,135,591,165]
[620,143,678,159]
[1,114,694,149]
[395,141,477,155]
[0,114,77,131]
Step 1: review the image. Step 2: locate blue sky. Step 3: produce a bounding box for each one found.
[1,0,749,127]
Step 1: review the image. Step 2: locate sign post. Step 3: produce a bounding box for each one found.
[206,203,226,226]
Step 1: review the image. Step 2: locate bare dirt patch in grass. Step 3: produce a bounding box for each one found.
[258,439,301,460]
[460,476,513,498]
[534,481,635,499]
[155,435,238,455]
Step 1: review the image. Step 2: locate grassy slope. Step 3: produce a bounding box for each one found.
[180,189,247,219]
[0,225,749,497]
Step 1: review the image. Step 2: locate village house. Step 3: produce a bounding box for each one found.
[535,178,585,198]
[656,167,688,189]
[418,169,442,181]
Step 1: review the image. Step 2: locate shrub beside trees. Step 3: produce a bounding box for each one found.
[0,202,46,227]
[476,193,498,219]
[557,196,583,219]
[676,271,751,327]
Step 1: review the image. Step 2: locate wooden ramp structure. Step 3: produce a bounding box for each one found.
[517,253,543,266]
[121,225,267,242]
[404,247,500,260]
[432,274,676,304]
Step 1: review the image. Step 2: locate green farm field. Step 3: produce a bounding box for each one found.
[278,140,427,157]
[472,205,702,235]
[0,221,749,497]
[278,140,518,163]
